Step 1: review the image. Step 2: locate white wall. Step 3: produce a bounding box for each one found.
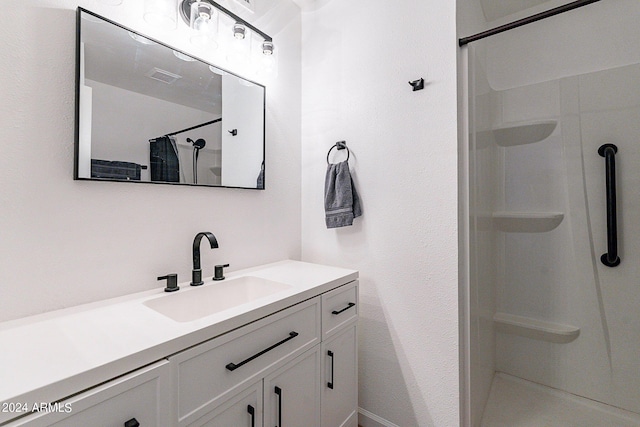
[0,0,301,322]
[300,1,459,426]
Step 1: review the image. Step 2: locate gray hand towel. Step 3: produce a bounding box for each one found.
[324,160,362,228]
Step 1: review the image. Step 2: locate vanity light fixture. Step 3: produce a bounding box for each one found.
[262,40,274,55]
[226,23,251,66]
[258,40,277,77]
[136,0,276,77]
[189,1,219,47]
[232,22,247,39]
[178,0,277,76]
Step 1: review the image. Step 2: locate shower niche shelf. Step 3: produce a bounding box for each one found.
[492,212,564,232]
[494,312,580,343]
[493,120,557,147]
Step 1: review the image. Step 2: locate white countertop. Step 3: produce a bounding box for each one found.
[0,260,357,424]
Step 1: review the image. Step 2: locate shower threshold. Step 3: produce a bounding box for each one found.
[481,373,640,427]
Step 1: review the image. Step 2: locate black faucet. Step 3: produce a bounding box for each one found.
[191,232,219,286]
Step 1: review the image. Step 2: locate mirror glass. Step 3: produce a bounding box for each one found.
[76,9,265,189]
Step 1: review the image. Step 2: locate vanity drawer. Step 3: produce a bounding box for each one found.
[171,297,321,426]
[7,360,172,427]
[322,280,358,338]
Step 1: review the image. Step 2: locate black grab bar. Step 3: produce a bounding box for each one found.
[598,144,621,267]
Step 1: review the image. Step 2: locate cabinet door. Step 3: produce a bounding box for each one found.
[264,347,321,427]
[187,381,262,427]
[321,324,358,427]
[8,360,172,427]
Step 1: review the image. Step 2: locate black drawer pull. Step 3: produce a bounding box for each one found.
[275,386,282,427]
[226,331,299,371]
[331,302,355,315]
[248,404,255,427]
[124,418,140,427]
[327,350,335,389]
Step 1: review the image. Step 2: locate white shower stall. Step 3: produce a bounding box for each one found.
[465,0,640,425]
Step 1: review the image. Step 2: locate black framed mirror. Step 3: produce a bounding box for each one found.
[75,8,265,189]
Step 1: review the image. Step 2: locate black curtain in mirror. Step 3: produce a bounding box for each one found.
[150,137,180,183]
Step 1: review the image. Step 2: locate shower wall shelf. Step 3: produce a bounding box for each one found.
[494,312,580,343]
[492,212,564,232]
[493,120,558,147]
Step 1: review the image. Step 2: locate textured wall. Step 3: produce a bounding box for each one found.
[299,1,459,426]
[0,0,302,322]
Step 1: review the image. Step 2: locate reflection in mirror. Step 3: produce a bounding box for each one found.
[75,9,265,189]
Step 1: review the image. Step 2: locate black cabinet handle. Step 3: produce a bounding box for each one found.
[124,419,140,427]
[327,350,335,389]
[332,302,355,315]
[248,404,255,427]
[275,386,282,427]
[226,332,299,371]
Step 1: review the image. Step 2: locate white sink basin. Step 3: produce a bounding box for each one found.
[143,276,292,322]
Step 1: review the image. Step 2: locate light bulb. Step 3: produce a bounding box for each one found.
[262,41,274,55]
[190,1,218,47]
[194,16,208,31]
[233,23,246,39]
[226,24,251,67]
[256,41,278,78]
[191,1,213,28]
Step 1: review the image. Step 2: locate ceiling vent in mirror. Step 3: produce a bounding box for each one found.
[145,67,182,84]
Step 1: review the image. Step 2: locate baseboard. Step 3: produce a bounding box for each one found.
[358,408,400,427]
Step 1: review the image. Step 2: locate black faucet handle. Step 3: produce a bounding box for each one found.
[158,274,179,292]
[213,264,230,281]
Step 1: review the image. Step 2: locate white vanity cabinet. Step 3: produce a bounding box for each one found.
[320,281,359,427]
[7,360,172,427]
[170,297,321,426]
[0,262,359,427]
[173,280,358,427]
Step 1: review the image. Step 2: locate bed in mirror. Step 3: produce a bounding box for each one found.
[75,8,265,189]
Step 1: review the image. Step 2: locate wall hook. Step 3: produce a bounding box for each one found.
[228,129,238,136]
[409,78,425,91]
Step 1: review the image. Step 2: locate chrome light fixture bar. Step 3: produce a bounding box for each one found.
[179,0,272,42]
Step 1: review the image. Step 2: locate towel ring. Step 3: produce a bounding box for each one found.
[327,141,350,164]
